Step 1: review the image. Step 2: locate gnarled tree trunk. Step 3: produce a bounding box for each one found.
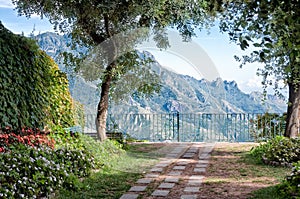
[95,62,115,141]
[285,82,300,138]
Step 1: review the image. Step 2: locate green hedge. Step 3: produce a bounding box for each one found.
[0,21,76,129]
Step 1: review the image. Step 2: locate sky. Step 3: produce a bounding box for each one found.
[0,0,266,94]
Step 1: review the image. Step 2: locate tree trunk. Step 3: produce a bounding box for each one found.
[285,82,300,138]
[95,62,115,141]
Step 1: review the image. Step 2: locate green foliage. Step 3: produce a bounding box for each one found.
[220,1,300,92]
[250,136,300,166]
[276,161,300,198]
[50,127,125,169]
[0,22,76,129]
[0,143,94,199]
[0,127,55,152]
[250,113,286,140]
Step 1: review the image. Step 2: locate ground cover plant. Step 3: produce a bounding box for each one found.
[0,127,97,199]
[249,136,300,198]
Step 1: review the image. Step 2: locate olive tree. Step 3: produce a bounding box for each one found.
[12,0,216,141]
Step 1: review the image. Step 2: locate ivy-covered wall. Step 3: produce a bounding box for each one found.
[0,22,75,129]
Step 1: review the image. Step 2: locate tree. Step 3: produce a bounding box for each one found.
[219,0,300,138]
[12,0,215,141]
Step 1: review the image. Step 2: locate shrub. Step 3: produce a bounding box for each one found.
[277,161,300,198]
[0,22,76,130]
[0,143,94,198]
[50,127,125,169]
[0,127,55,152]
[0,127,95,199]
[250,136,300,166]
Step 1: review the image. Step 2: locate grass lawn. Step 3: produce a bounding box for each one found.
[55,143,167,199]
[201,143,291,199]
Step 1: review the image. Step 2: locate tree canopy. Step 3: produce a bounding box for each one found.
[219,0,300,137]
[12,0,217,140]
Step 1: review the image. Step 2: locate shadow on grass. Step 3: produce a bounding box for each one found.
[58,168,142,199]
[201,143,290,199]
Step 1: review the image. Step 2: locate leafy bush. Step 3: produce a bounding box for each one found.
[0,127,55,152]
[277,161,300,198]
[0,143,94,199]
[0,22,77,129]
[250,113,286,141]
[250,136,300,166]
[50,127,125,168]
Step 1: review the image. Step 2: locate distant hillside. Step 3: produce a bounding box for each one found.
[35,32,287,115]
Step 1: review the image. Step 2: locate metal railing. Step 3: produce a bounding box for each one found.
[84,113,285,142]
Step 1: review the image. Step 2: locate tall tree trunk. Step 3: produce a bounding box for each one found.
[94,14,117,141]
[95,62,115,141]
[285,82,300,138]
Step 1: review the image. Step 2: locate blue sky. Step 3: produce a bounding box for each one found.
[0,0,265,94]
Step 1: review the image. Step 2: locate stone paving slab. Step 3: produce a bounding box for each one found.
[120,193,139,199]
[151,190,170,196]
[145,173,160,178]
[136,178,153,184]
[158,182,175,189]
[177,160,189,165]
[198,160,209,164]
[151,167,164,172]
[129,186,147,192]
[181,195,198,199]
[168,171,182,176]
[183,153,195,158]
[194,168,206,173]
[189,175,205,180]
[155,163,169,167]
[173,166,186,170]
[195,164,207,168]
[187,180,202,186]
[184,187,200,192]
[165,177,180,183]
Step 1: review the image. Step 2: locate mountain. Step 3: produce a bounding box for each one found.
[34,32,287,115]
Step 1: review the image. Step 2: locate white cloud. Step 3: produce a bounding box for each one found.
[0,0,14,8]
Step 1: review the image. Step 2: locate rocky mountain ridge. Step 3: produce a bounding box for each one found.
[34,32,287,115]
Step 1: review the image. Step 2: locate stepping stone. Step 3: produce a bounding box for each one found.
[137,178,153,184]
[167,153,179,158]
[184,187,200,192]
[155,163,169,167]
[188,176,203,186]
[129,186,147,192]
[189,175,204,180]
[158,182,175,189]
[195,164,207,168]
[151,190,169,196]
[145,173,159,178]
[168,171,182,176]
[188,180,202,186]
[198,160,209,164]
[151,167,163,172]
[181,195,198,199]
[120,193,139,199]
[173,166,186,170]
[177,161,189,165]
[183,153,194,158]
[194,168,206,173]
[199,154,211,159]
[165,177,179,183]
